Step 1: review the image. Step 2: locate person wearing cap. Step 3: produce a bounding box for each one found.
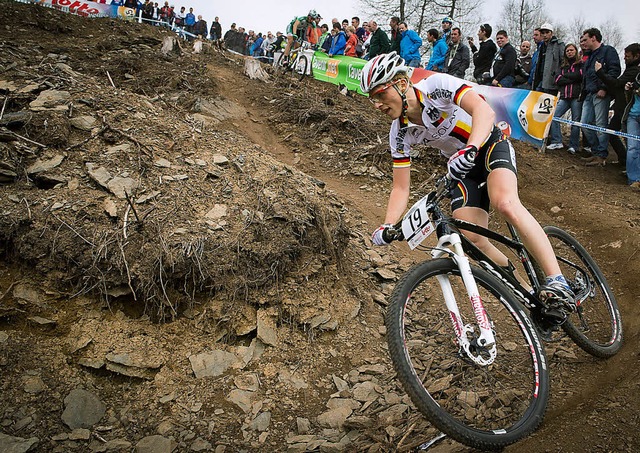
[530,23,563,95]
[469,23,497,84]
[441,16,453,45]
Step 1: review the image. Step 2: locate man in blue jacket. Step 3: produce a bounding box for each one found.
[426,28,447,71]
[398,22,423,68]
[579,27,621,166]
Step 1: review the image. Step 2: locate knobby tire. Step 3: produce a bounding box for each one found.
[386,258,549,450]
[544,226,623,357]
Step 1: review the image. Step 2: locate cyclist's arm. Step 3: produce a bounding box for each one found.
[458,89,496,149]
[384,167,411,225]
[292,19,301,35]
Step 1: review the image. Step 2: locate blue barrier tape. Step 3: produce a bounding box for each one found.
[553,116,640,141]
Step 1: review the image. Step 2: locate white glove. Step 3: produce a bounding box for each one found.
[447,145,478,180]
[371,224,393,246]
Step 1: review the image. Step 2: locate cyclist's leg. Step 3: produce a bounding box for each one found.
[487,167,574,306]
[452,206,509,267]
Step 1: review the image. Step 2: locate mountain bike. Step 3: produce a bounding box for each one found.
[382,173,623,450]
[276,39,311,81]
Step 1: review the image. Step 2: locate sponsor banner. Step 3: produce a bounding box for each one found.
[36,0,135,18]
[410,68,556,147]
[311,52,366,95]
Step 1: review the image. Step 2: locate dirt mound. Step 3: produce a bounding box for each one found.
[1,2,640,453]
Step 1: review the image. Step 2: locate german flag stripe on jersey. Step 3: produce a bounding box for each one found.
[393,157,411,168]
[457,181,468,206]
[449,121,472,143]
[484,135,506,170]
[453,84,472,105]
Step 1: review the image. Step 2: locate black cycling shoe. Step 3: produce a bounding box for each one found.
[538,281,576,312]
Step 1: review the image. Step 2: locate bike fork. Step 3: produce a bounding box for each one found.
[433,233,497,365]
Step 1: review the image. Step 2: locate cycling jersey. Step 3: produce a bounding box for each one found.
[387,73,517,212]
[286,16,315,39]
[389,73,484,166]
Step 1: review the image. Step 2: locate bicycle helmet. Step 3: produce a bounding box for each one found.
[308,9,320,19]
[360,52,408,94]
[442,16,453,24]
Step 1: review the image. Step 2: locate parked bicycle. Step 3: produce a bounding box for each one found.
[383,173,623,450]
[276,39,311,81]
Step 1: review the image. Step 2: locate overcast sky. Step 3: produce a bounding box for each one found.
[183,0,637,46]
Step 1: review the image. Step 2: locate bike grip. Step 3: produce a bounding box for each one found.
[464,147,478,162]
[382,225,402,243]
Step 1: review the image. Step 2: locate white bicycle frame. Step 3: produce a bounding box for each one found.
[432,231,497,366]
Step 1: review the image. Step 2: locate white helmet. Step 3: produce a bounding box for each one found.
[360,52,408,94]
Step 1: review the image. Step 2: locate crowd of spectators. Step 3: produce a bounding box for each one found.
[130,6,640,190]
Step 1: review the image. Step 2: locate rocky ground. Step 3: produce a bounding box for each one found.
[1,2,639,453]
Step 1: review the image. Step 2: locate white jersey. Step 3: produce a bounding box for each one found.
[389,73,477,169]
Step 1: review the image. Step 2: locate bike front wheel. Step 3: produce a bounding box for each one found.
[386,258,549,450]
[544,226,623,358]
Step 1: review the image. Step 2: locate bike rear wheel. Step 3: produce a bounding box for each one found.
[294,54,308,81]
[544,226,623,357]
[386,258,549,450]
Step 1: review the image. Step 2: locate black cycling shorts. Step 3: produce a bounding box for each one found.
[450,127,517,212]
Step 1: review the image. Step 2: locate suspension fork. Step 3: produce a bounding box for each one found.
[432,233,496,362]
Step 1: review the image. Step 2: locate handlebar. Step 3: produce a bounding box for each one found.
[381,174,455,244]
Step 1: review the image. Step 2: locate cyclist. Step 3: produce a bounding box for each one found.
[283,10,320,59]
[361,52,575,310]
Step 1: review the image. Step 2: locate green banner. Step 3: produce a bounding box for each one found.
[311,52,367,95]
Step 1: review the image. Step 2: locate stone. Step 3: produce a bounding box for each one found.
[256,309,277,346]
[69,428,91,440]
[190,437,211,451]
[135,435,176,453]
[226,389,254,413]
[204,204,227,222]
[352,381,381,402]
[189,350,239,378]
[26,155,65,175]
[234,373,259,391]
[249,412,271,432]
[86,165,112,189]
[22,375,45,394]
[103,199,118,218]
[296,417,311,434]
[316,406,352,429]
[61,389,106,429]
[211,155,229,165]
[29,89,71,111]
[107,177,138,199]
[154,158,172,168]
[105,352,164,379]
[69,115,97,131]
[12,284,41,305]
[107,144,132,154]
[0,432,39,453]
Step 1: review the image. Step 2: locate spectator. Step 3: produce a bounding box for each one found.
[210,17,222,45]
[367,20,390,60]
[441,17,453,45]
[527,29,543,88]
[515,41,532,88]
[443,27,470,79]
[224,23,238,51]
[530,23,563,95]
[490,30,517,87]
[319,24,332,53]
[260,31,276,61]
[174,6,185,29]
[341,19,349,32]
[580,27,622,166]
[271,31,286,54]
[345,26,358,57]
[594,43,640,167]
[250,33,264,58]
[361,21,371,43]
[193,15,208,40]
[184,7,196,34]
[548,44,584,153]
[141,0,153,22]
[124,0,137,9]
[351,17,366,57]
[624,71,640,189]
[159,1,171,25]
[328,22,346,56]
[398,22,423,68]
[469,23,497,84]
[389,16,401,54]
[426,28,447,71]
[152,2,160,23]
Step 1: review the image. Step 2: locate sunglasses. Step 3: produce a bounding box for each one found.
[369,80,401,104]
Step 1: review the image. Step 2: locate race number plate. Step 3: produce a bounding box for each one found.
[401,195,435,250]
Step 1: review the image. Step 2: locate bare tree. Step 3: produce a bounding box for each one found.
[562,15,588,47]
[497,0,548,45]
[597,17,624,51]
